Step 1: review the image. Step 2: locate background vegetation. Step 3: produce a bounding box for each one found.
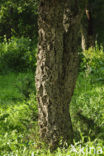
[0,0,104,155]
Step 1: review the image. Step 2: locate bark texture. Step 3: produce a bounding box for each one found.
[35,0,80,148]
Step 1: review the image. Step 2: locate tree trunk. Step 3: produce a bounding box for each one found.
[81,5,94,51]
[35,0,80,149]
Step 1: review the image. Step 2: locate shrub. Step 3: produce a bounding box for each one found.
[80,43,104,78]
[0,36,37,73]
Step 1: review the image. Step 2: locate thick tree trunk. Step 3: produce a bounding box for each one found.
[35,0,80,149]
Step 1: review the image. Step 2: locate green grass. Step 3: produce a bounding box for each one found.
[0,72,38,155]
[0,71,104,155]
[71,72,104,140]
[0,73,22,107]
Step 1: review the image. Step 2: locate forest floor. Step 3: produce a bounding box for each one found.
[0,71,104,155]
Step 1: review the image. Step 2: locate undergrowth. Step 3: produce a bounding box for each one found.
[0,70,104,155]
[0,46,104,155]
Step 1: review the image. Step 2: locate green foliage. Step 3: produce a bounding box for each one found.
[71,72,104,138]
[0,0,38,39]
[15,72,36,99]
[0,72,38,155]
[80,44,104,78]
[0,37,37,73]
[0,66,104,155]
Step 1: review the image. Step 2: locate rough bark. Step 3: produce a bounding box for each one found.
[35,0,80,149]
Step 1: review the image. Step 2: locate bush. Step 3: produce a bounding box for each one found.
[0,36,37,73]
[80,43,104,78]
